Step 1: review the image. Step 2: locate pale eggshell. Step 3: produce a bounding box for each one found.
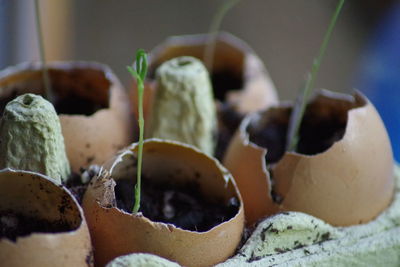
[0,169,93,267]
[224,90,394,226]
[0,61,134,173]
[82,139,244,267]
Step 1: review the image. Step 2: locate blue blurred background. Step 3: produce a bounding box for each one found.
[356,2,400,161]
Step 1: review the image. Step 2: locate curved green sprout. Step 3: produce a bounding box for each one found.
[286,0,346,151]
[127,49,148,213]
[204,0,241,72]
[34,0,52,101]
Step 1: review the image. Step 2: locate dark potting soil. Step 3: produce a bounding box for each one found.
[115,178,240,232]
[53,95,105,115]
[0,210,72,241]
[249,115,289,164]
[215,102,244,160]
[249,106,347,164]
[212,69,244,159]
[296,113,346,156]
[0,91,104,116]
[211,69,243,102]
[0,90,18,115]
[64,172,88,205]
[64,167,99,204]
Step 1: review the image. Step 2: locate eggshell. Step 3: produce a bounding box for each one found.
[0,61,134,173]
[0,168,92,267]
[82,139,244,267]
[223,90,394,226]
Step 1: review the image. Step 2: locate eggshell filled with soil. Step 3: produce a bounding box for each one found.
[224,90,394,226]
[0,61,133,173]
[83,139,244,267]
[0,169,92,267]
[132,32,278,158]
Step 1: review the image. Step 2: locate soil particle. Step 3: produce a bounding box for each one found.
[85,250,94,266]
[247,251,263,263]
[64,171,89,204]
[115,177,239,232]
[211,70,243,102]
[0,210,72,241]
[216,102,244,160]
[248,102,349,164]
[53,95,104,115]
[0,91,104,117]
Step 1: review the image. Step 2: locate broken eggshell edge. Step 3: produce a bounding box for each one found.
[82,139,244,267]
[0,61,134,173]
[0,168,93,267]
[223,89,394,227]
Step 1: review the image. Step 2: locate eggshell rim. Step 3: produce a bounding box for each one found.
[0,168,88,241]
[0,61,124,118]
[97,138,244,234]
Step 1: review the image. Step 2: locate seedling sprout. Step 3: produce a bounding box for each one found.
[127,49,148,213]
[204,0,241,73]
[34,0,53,101]
[286,0,345,151]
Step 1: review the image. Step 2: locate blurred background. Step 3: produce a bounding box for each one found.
[1,0,399,160]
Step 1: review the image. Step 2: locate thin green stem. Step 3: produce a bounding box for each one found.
[34,0,52,101]
[127,49,148,214]
[134,81,144,213]
[204,0,240,73]
[286,0,345,151]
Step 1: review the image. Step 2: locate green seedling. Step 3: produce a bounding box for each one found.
[286,0,345,152]
[34,0,53,101]
[204,0,241,72]
[127,49,148,213]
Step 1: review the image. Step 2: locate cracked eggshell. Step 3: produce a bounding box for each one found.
[82,139,244,267]
[0,169,93,267]
[224,90,394,227]
[0,61,134,173]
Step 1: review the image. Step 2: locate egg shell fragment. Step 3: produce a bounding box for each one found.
[224,90,394,227]
[0,169,93,267]
[83,139,244,267]
[0,61,134,173]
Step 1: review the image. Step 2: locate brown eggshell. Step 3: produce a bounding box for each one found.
[0,169,92,266]
[224,90,394,227]
[0,61,134,173]
[83,139,244,267]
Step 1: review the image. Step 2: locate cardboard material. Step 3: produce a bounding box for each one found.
[106,253,180,267]
[131,32,278,126]
[0,61,134,173]
[224,90,394,226]
[83,139,244,267]
[0,169,92,267]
